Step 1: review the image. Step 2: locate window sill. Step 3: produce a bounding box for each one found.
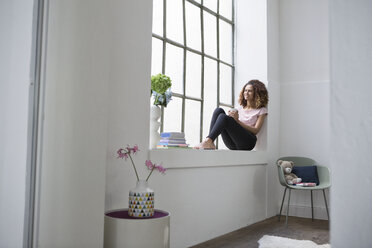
[148,149,268,169]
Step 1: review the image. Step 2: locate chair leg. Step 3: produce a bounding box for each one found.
[278,188,287,222]
[323,189,330,220]
[311,190,314,221]
[286,189,291,227]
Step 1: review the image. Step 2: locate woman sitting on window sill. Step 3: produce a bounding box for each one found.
[195,79,269,150]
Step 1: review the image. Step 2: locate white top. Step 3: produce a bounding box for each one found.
[237,106,268,127]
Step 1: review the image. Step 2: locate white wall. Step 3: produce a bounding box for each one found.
[278,0,331,219]
[330,0,372,247]
[235,0,267,91]
[35,0,153,247]
[267,0,282,218]
[0,0,33,247]
[35,0,118,246]
[149,162,267,247]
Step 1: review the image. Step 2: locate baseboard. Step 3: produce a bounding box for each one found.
[280,204,329,220]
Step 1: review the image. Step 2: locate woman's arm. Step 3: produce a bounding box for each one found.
[230,112,267,135]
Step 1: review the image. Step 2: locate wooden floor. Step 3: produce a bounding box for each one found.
[190,216,330,248]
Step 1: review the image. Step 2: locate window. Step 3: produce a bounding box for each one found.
[151,0,235,147]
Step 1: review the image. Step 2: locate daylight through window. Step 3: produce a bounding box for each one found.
[151,0,235,147]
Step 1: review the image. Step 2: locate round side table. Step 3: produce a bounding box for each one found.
[104,208,170,248]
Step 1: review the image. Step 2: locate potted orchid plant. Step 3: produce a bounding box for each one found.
[117,145,166,218]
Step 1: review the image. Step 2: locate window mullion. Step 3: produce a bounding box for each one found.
[172,94,202,102]
[200,0,205,142]
[216,0,220,148]
[231,1,235,107]
[181,0,187,133]
[216,0,220,109]
[160,0,167,133]
[219,103,233,108]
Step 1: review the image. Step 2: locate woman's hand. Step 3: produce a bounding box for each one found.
[228,109,239,122]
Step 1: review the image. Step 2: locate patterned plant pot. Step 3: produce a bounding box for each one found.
[128,180,154,218]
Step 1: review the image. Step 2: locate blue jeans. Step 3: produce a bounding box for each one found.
[207,108,257,150]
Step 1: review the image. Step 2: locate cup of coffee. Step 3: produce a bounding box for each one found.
[229,108,238,113]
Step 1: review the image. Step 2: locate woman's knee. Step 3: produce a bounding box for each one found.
[217,113,230,123]
[213,107,225,115]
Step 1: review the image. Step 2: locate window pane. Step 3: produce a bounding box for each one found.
[185,100,201,146]
[219,0,233,20]
[203,58,217,138]
[166,0,184,44]
[219,20,232,64]
[185,1,201,51]
[203,0,217,13]
[152,0,163,36]
[203,11,217,58]
[163,97,182,132]
[165,44,184,94]
[185,51,201,98]
[218,136,228,149]
[220,64,232,105]
[151,38,163,76]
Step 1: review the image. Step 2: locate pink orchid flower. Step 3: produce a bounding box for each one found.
[156,165,167,174]
[126,145,139,154]
[145,160,154,170]
[132,145,139,154]
[117,149,128,159]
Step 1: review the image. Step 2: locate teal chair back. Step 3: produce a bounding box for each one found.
[277,156,331,189]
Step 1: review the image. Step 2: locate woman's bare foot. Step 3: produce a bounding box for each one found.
[195,138,216,150]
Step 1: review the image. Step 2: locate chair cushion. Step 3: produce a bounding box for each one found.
[292,166,319,185]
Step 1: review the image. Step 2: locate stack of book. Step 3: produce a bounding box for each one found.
[157,132,189,149]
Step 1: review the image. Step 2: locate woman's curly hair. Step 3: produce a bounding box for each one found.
[238,80,269,109]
